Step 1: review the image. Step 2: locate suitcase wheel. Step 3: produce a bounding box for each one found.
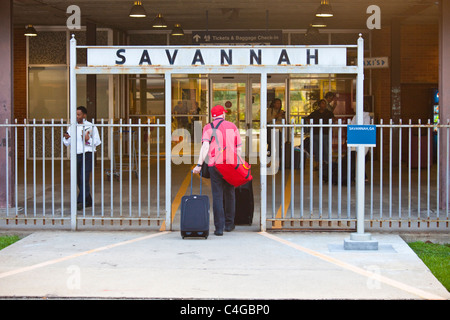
[181,231,209,239]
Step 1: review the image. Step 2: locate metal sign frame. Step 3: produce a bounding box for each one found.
[69,34,366,234]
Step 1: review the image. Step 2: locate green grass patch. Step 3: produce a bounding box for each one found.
[408,241,450,292]
[0,235,20,250]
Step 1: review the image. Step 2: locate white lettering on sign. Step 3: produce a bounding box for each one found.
[347,125,377,147]
[87,47,347,67]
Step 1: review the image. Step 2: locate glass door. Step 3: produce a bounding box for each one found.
[210,75,252,159]
[210,75,288,161]
[210,77,247,130]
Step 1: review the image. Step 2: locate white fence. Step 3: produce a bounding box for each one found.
[0,119,167,229]
[0,118,449,231]
[265,118,449,230]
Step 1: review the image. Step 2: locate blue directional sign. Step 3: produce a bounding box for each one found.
[347,125,376,147]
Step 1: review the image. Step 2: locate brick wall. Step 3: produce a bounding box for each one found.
[14,28,27,157]
[401,24,439,84]
[370,26,391,123]
[370,24,439,123]
[370,23,439,162]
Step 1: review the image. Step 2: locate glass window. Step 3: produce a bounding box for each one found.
[290,76,356,119]
[212,82,246,128]
[28,66,67,120]
[129,75,165,116]
[289,78,320,118]
[76,74,110,120]
[172,76,209,133]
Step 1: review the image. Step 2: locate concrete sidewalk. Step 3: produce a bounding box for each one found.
[0,230,448,300]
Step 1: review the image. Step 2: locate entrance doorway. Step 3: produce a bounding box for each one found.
[211,75,253,159]
[210,74,288,160]
[127,74,293,160]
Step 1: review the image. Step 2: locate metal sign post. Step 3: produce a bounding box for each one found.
[344,35,379,250]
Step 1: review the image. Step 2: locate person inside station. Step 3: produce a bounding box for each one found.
[189,101,201,135]
[266,98,285,157]
[173,100,189,129]
[305,99,335,169]
[325,91,337,113]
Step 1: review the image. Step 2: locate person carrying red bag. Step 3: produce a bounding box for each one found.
[193,105,243,236]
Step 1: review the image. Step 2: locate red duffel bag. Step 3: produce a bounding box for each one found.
[215,152,253,187]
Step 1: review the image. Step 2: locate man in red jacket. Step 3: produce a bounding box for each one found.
[193,105,242,236]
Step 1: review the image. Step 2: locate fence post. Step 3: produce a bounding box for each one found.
[165,72,172,231]
[69,35,78,231]
[260,72,267,232]
[344,34,378,250]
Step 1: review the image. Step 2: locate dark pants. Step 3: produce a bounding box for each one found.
[312,133,330,163]
[77,152,92,205]
[208,166,235,232]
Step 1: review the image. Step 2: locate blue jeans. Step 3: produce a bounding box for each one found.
[77,152,93,205]
[208,166,235,232]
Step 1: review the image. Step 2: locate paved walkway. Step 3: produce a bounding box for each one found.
[0,230,448,300]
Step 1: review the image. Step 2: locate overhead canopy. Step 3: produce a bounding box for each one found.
[14,0,438,31]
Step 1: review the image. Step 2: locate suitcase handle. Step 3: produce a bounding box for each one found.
[190,170,203,195]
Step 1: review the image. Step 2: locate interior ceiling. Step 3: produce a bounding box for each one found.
[13,0,439,32]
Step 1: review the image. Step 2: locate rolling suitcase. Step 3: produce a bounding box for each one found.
[284,142,303,170]
[234,180,254,225]
[180,171,210,239]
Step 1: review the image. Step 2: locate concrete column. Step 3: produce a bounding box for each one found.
[439,1,450,209]
[0,0,13,208]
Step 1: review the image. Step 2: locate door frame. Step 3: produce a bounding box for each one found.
[209,74,256,159]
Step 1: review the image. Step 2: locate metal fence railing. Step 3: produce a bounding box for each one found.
[0,119,166,229]
[1,118,449,231]
[265,118,450,230]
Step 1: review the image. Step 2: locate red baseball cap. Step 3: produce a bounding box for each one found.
[211,105,228,117]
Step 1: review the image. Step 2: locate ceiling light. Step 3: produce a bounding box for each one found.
[129,1,146,18]
[24,25,37,37]
[152,13,167,28]
[171,24,184,36]
[306,25,320,36]
[311,17,327,27]
[315,0,334,18]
